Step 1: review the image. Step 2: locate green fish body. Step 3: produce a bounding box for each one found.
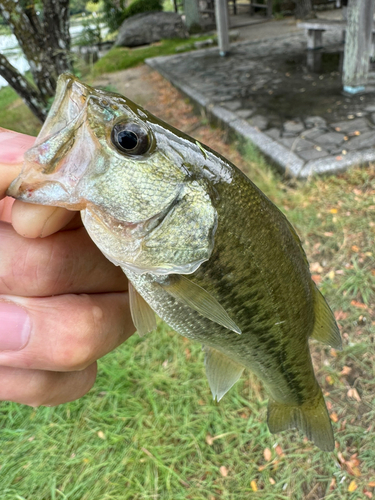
[8,74,341,451]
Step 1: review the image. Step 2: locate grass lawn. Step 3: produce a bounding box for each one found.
[1,66,375,499]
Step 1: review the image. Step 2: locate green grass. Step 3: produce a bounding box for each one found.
[91,37,214,76]
[0,85,41,135]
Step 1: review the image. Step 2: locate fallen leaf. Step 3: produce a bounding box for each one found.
[368,481,375,487]
[97,431,105,439]
[330,412,339,422]
[250,480,258,491]
[335,127,341,131]
[219,466,228,477]
[311,262,323,273]
[269,477,276,485]
[364,491,373,499]
[264,447,272,461]
[326,375,334,385]
[206,434,214,445]
[340,366,352,376]
[324,231,334,237]
[335,155,343,161]
[351,300,367,309]
[335,310,348,321]
[351,245,360,252]
[354,130,361,136]
[312,274,322,284]
[275,445,284,457]
[347,388,361,402]
[330,208,338,214]
[348,480,357,492]
[184,348,191,359]
[329,477,336,490]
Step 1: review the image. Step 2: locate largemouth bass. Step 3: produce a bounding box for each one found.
[7,74,341,451]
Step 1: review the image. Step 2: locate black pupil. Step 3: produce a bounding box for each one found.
[117,130,138,150]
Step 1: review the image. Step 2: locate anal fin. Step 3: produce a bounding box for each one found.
[161,275,241,334]
[129,282,157,337]
[204,346,244,401]
[267,390,334,451]
[310,286,342,350]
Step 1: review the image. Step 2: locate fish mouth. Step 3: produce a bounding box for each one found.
[6,74,95,208]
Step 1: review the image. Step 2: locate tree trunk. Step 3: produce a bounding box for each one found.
[0,0,72,122]
[342,0,375,92]
[295,0,315,19]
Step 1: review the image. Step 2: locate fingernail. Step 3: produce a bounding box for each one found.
[0,300,31,350]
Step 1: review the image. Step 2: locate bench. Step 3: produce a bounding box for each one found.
[298,19,375,56]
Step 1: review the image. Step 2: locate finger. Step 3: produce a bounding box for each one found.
[0,128,35,199]
[0,363,97,406]
[0,222,127,296]
[0,292,135,372]
[11,200,77,238]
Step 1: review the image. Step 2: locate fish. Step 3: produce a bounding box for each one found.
[7,73,342,451]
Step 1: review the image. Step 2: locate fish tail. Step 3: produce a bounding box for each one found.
[267,390,334,451]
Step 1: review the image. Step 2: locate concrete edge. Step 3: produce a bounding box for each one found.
[146,56,373,179]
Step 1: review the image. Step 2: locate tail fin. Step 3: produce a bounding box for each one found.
[267,390,334,451]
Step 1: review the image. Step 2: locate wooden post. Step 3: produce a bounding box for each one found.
[342,0,375,93]
[215,0,230,56]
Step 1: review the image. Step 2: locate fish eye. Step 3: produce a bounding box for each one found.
[111,122,150,156]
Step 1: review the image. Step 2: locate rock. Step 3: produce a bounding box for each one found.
[236,109,254,119]
[223,100,242,111]
[115,12,188,47]
[314,131,345,147]
[266,127,281,140]
[194,39,214,49]
[283,119,305,135]
[330,117,371,134]
[346,130,375,150]
[297,148,328,161]
[249,115,269,130]
[304,116,327,129]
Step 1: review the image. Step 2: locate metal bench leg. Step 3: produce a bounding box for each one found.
[307,29,325,50]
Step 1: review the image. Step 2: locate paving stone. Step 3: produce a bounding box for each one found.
[294,138,316,151]
[371,112,375,125]
[235,109,254,119]
[223,100,242,111]
[330,117,371,134]
[364,104,375,112]
[265,127,281,140]
[301,128,327,140]
[248,115,269,130]
[283,120,305,134]
[346,130,375,150]
[313,131,346,147]
[297,148,328,161]
[304,116,327,129]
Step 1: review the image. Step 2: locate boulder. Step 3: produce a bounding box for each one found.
[115,12,188,47]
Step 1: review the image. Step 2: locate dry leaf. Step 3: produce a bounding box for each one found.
[335,310,348,321]
[330,412,339,422]
[368,481,375,487]
[348,480,357,492]
[219,466,228,477]
[335,155,343,161]
[269,477,276,485]
[340,366,352,376]
[329,477,336,490]
[347,388,361,402]
[364,492,373,499]
[324,231,334,237]
[312,274,322,284]
[351,245,360,252]
[275,445,284,457]
[351,300,367,309]
[97,431,105,439]
[330,208,338,214]
[326,375,334,385]
[310,262,323,273]
[263,447,272,461]
[206,434,214,445]
[250,480,258,492]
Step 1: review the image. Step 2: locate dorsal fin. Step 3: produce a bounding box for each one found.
[129,282,157,337]
[160,275,241,334]
[204,346,244,401]
[310,285,342,350]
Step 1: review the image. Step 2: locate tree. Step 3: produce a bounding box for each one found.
[294,0,315,20]
[0,0,72,122]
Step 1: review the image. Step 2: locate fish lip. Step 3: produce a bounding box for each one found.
[6,177,75,207]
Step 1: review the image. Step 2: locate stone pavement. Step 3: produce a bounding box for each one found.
[146,23,375,178]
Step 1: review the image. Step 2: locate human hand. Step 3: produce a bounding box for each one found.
[0,127,134,406]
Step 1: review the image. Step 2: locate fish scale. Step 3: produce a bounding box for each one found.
[7,73,341,451]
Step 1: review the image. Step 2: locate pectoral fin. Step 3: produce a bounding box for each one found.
[161,275,241,334]
[310,286,342,350]
[129,282,157,337]
[204,346,244,401]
